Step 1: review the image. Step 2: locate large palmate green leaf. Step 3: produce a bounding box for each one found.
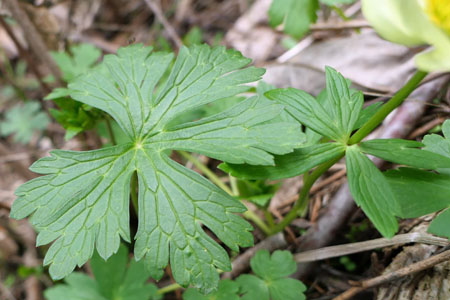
[346,146,400,237]
[269,0,319,39]
[11,44,304,292]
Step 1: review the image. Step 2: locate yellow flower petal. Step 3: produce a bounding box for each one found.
[426,0,450,35]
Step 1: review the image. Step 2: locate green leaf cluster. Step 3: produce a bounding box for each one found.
[45,244,160,300]
[268,0,356,38]
[0,102,49,144]
[223,67,450,238]
[47,44,104,140]
[385,120,450,238]
[11,44,304,292]
[183,249,306,300]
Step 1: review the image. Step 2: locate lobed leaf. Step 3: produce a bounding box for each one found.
[346,146,400,237]
[238,250,306,300]
[12,44,303,292]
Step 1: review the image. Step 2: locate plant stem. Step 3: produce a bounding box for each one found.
[270,155,343,235]
[157,282,181,295]
[178,151,233,194]
[264,208,275,228]
[349,70,428,144]
[243,210,271,235]
[130,172,139,215]
[178,151,271,235]
[105,117,117,145]
[229,175,239,196]
[331,5,350,21]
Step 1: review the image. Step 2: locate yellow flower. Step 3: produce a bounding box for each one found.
[362,0,450,72]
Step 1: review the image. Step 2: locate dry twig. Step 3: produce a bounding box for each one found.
[333,249,450,300]
[144,0,183,49]
[2,0,62,84]
[295,233,449,263]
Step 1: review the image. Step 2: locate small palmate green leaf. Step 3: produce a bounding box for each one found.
[183,279,240,300]
[359,139,450,169]
[237,250,306,300]
[384,168,450,218]
[0,102,49,144]
[236,275,269,300]
[428,209,450,239]
[269,0,319,38]
[51,44,102,82]
[346,146,400,237]
[12,44,302,292]
[220,142,346,180]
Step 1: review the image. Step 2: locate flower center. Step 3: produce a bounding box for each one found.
[426,0,450,34]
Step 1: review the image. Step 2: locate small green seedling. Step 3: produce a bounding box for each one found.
[0,102,49,144]
[183,249,306,300]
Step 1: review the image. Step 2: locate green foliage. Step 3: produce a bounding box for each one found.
[269,0,319,39]
[52,44,102,82]
[11,44,304,292]
[423,120,450,175]
[183,26,204,46]
[222,67,450,239]
[183,280,240,300]
[236,179,279,207]
[320,0,356,5]
[0,102,49,144]
[44,245,160,300]
[47,44,104,140]
[385,120,450,238]
[268,0,356,38]
[183,250,306,300]
[346,145,400,237]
